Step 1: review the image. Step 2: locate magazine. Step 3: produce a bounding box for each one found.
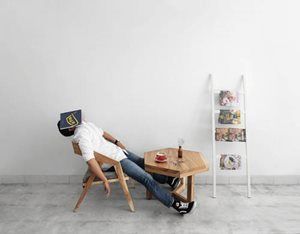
[218,110,241,124]
[219,90,239,106]
[59,109,82,130]
[215,128,246,142]
[219,154,241,170]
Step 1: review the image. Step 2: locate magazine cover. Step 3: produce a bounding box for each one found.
[59,109,82,130]
[219,90,239,106]
[218,110,241,124]
[215,128,246,142]
[219,154,241,170]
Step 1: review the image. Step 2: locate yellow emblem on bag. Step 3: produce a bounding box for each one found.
[66,113,79,127]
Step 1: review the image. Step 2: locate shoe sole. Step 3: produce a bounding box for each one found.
[179,201,197,215]
[171,178,181,191]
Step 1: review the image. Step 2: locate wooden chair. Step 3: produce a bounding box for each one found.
[72,142,135,212]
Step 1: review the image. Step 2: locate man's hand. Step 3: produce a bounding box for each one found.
[116,141,126,149]
[87,158,111,197]
[103,181,111,197]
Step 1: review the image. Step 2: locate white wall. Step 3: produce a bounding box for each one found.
[1,0,299,176]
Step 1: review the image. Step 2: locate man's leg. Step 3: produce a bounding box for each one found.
[120,158,174,208]
[125,151,170,184]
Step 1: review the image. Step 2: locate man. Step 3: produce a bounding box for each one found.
[57,118,196,214]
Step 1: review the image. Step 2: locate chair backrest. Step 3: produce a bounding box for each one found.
[71,142,119,166]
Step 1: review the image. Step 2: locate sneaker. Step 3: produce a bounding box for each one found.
[172,200,197,215]
[168,177,180,189]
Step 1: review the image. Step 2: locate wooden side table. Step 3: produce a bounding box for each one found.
[144,148,209,202]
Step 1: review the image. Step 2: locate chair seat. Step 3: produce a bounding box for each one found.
[83,169,119,183]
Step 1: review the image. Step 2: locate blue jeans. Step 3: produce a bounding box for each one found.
[120,151,174,207]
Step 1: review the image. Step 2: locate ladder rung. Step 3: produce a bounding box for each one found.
[213,89,244,94]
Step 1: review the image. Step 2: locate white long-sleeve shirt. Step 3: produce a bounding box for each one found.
[72,121,127,170]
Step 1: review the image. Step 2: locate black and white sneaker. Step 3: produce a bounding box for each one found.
[172,200,197,215]
[168,177,180,190]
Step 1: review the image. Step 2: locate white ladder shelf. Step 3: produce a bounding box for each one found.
[210,74,251,198]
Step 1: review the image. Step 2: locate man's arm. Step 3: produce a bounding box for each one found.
[103,131,126,149]
[87,158,111,196]
[76,129,111,196]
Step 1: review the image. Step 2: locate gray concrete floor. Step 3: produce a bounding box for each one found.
[0,183,299,234]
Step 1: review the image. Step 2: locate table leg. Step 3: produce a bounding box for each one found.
[146,189,152,200]
[187,175,195,202]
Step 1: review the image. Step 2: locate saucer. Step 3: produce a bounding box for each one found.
[155,158,167,163]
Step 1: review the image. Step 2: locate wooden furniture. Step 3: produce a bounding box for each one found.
[72,142,135,212]
[144,148,209,202]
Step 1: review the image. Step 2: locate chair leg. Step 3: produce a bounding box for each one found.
[73,174,96,212]
[128,178,135,189]
[115,164,135,212]
[145,172,153,200]
[146,190,152,200]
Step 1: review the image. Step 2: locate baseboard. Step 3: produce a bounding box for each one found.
[0,175,300,185]
[194,175,300,185]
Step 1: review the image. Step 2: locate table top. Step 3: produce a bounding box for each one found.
[144,148,209,178]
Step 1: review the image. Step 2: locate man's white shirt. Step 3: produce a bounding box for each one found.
[72,121,127,170]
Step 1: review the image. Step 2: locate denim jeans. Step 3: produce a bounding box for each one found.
[120,151,174,207]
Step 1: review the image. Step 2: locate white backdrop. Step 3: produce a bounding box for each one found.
[1,0,300,176]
